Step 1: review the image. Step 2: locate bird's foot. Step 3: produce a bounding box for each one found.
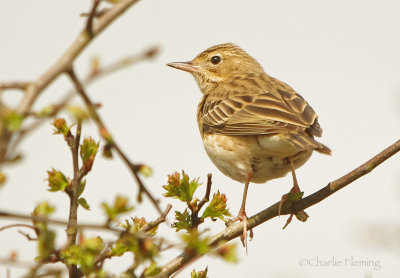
[230,210,253,252]
[278,185,307,229]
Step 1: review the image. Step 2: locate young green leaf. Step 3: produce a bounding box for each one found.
[191,267,208,278]
[102,195,134,222]
[201,191,231,220]
[80,137,99,172]
[143,261,161,276]
[46,169,69,192]
[171,209,192,232]
[181,231,210,256]
[162,171,201,203]
[78,198,90,210]
[4,111,23,131]
[52,118,71,136]
[213,244,237,263]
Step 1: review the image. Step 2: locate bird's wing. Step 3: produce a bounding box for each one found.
[200,89,330,153]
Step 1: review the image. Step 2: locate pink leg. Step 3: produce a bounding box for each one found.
[231,172,253,252]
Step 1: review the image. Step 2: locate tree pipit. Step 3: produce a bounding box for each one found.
[167,43,330,249]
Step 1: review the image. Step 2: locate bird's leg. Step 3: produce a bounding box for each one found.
[279,157,309,229]
[230,171,253,252]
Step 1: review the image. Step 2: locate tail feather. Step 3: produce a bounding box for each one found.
[288,133,331,155]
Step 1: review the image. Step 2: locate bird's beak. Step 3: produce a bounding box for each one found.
[166,61,200,73]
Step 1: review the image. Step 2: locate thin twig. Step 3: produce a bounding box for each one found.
[0,210,120,232]
[5,46,160,160]
[66,67,163,215]
[85,0,100,37]
[197,174,212,211]
[0,223,36,232]
[142,204,172,233]
[16,0,140,116]
[0,82,30,91]
[17,230,37,241]
[153,139,400,278]
[66,120,82,248]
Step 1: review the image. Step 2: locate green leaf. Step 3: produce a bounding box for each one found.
[181,231,210,256]
[78,198,90,210]
[67,105,89,122]
[162,171,201,203]
[102,143,113,159]
[171,209,192,232]
[46,169,69,192]
[201,191,231,220]
[61,236,104,275]
[213,244,237,263]
[80,137,99,171]
[4,111,23,131]
[143,261,161,276]
[52,118,71,136]
[102,195,134,222]
[77,179,86,197]
[138,164,153,177]
[33,201,56,217]
[38,228,56,260]
[36,105,57,118]
[191,267,208,278]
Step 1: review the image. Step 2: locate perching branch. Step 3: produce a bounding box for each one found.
[153,139,400,278]
[66,67,163,215]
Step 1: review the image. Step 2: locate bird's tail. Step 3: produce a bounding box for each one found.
[288,133,331,155]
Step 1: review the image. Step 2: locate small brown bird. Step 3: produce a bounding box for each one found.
[167,43,330,248]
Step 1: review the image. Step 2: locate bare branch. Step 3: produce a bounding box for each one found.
[16,0,140,116]
[153,139,400,278]
[0,210,120,232]
[65,120,82,248]
[85,0,100,37]
[142,204,172,233]
[5,46,160,160]
[197,173,212,211]
[0,223,36,232]
[0,82,30,91]
[66,67,163,215]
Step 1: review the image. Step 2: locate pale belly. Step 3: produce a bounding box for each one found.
[202,133,313,184]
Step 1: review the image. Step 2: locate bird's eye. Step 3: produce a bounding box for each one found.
[210,56,221,65]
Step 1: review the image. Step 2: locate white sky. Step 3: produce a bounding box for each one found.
[1,0,400,277]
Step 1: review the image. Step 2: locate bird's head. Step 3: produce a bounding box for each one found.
[167,43,264,93]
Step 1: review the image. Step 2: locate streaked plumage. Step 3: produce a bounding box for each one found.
[167,43,330,247]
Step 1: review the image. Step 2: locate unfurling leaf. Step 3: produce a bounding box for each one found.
[4,111,23,131]
[102,143,113,159]
[46,169,69,192]
[32,202,56,218]
[143,261,161,276]
[80,137,99,172]
[162,171,201,203]
[171,209,192,232]
[181,231,210,256]
[191,267,208,278]
[213,244,237,263]
[78,198,90,210]
[61,236,104,275]
[67,105,90,122]
[201,191,231,220]
[102,195,134,222]
[138,164,153,177]
[52,118,71,136]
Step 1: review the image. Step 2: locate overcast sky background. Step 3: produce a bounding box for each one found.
[1,0,400,277]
